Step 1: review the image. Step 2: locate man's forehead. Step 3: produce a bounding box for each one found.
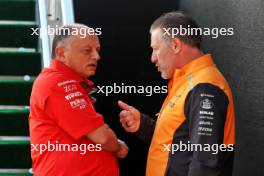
[152,28,163,38]
[71,35,100,44]
[81,42,100,48]
[150,28,163,46]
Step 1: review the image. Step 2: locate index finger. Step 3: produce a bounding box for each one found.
[118,100,132,111]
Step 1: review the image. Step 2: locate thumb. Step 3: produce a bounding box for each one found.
[118,100,132,111]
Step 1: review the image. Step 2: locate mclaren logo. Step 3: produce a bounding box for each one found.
[200,98,214,110]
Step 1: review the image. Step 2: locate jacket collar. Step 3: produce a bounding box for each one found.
[169,54,215,90]
[50,59,94,87]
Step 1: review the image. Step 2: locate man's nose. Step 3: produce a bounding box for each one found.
[92,50,100,61]
[151,54,157,64]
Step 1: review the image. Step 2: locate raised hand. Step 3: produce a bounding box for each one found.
[118,100,140,133]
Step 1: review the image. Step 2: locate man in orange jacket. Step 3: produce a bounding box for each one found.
[118,11,235,176]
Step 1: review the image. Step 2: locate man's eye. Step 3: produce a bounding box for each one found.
[84,49,92,53]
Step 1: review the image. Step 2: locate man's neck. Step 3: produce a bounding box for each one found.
[180,47,203,67]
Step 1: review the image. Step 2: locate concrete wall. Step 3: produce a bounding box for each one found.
[179,0,264,175]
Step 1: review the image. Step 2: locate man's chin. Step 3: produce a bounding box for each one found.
[160,75,165,79]
[84,70,96,78]
[161,73,171,80]
[160,72,167,79]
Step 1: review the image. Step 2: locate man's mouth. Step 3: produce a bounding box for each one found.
[156,65,160,71]
[87,63,97,67]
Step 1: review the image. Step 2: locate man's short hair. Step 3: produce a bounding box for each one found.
[150,11,202,48]
[51,24,90,58]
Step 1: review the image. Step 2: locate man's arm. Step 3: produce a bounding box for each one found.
[185,83,231,176]
[86,124,128,158]
[86,124,120,152]
[134,113,156,145]
[118,101,156,145]
[44,81,128,158]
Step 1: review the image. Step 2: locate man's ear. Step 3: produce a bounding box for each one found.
[55,47,66,62]
[171,38,182,54]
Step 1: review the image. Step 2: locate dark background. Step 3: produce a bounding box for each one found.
[74,0,264,175]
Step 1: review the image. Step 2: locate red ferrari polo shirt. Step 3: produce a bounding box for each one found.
[29,59,118,176]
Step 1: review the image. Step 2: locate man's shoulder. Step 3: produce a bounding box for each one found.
[36,68,77,88]
[32,68,79,96]
[193,64,230,88]
[30,68,81,109]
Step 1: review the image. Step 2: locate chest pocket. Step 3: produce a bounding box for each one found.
[160,94,185,127]
[158,82,192,132]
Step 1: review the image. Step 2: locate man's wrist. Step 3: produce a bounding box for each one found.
[117,139,125,145]
[113,139,122,153]
[115,139,125,154]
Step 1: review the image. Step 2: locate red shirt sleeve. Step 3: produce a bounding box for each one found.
[44,81,105,140]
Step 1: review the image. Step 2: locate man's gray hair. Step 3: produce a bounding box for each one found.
[51,23,90,58]
[150,11,202,48]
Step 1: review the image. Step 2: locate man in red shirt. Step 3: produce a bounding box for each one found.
[29,24,128,176]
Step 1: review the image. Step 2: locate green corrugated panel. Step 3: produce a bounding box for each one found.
[0,169,32,176]
[0,21,38,48]
[0,136,30,145]
[0,106,29,114]
[0,0,35,21]
[0,76,35,84]
[0,50,41,76]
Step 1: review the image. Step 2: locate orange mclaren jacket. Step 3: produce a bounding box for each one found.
[135,54,235,176]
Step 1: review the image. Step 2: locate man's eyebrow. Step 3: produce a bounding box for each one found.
[82,45,92,48]
[81,45,100,52]
[82,44,100,48]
